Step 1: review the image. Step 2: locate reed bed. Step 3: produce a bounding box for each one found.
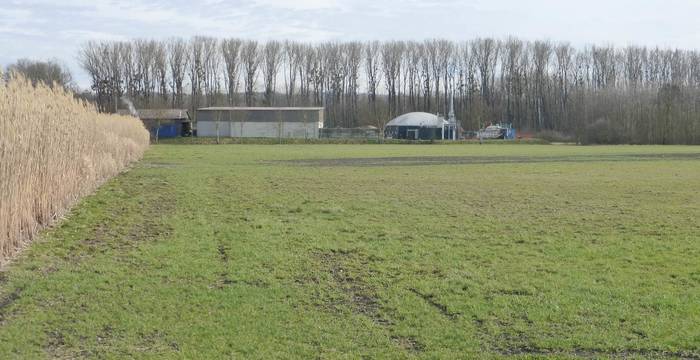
[0,77,149,265]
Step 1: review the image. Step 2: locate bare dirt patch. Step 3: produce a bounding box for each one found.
[136,329,180,353]
[307,250,437,354]
[81,178,175,254]
[0,287,22,323]
[473,315,700,359]
[391,335,425,353]
[312,249,431,351]
[44,329,67,357]
[314,249,391,327]
[495,346,700,359]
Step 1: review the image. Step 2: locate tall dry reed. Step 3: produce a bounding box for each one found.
[0,77,150,265]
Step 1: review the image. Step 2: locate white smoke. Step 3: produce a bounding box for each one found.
[121,97,138,117]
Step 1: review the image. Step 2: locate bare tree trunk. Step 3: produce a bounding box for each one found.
[262,40,283,106]
[222,38,242,106]
[242,41,260,107]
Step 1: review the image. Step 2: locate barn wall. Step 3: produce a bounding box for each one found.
[196,108,323,138]
[197,109,322,123]
[197,121,232,137]
[197,121,320,138]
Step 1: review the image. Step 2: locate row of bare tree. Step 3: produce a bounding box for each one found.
[3,59,74,89]
[79,37,700,144]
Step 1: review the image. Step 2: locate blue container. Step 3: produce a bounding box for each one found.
[150,123,180,138]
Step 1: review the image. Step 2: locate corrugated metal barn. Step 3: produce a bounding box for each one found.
[196,107,324,138]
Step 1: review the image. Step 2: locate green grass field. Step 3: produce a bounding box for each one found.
[1,144,699,359]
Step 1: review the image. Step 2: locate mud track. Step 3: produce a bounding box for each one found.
[273,152,700,167]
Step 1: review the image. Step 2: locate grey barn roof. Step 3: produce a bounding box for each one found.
[386,112,447,128]
[117,109,189,121]
[196,106,324,123]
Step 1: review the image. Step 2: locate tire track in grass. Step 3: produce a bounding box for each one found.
[311,248,426,354]
[38,172,179,357]
[408,287,460,320]
[213,232,269,289]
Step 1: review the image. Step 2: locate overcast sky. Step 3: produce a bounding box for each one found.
[2,0,699,88]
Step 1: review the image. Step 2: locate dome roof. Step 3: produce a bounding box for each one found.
[386,112,447,128]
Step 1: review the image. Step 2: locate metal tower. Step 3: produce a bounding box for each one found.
[447,89,457,140]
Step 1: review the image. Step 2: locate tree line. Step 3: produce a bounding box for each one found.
[79,37,700,144]
[3,59,74,90]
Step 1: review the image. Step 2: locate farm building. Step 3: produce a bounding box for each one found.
[117,109,191,139]
[196,107,324,138]
[385,112,457,140]
[385,95,459,140]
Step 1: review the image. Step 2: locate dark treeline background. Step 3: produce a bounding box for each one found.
[79,37,700,144]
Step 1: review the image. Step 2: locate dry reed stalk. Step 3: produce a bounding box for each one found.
[0,76,150,266]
